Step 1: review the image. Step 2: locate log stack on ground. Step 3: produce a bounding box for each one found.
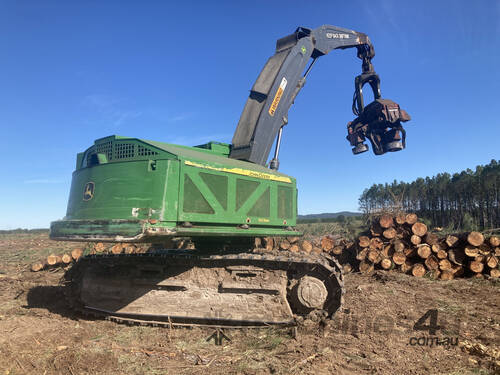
[31,241,169,272]
[257,213,500,281]
[344,213,499,280]
[31,223,499,281]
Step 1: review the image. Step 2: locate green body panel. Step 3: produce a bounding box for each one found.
[50,136,300,242]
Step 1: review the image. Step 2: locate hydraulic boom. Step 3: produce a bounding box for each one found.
[230,25,410,168]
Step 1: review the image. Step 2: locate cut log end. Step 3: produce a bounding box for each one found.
[356,248,368,261]
[425,233,439,246]
[367,249,381,264]
[464,246,479,257]
[379,215,394,229]
[489,236,500,248]
[94,242,106,253]
[400,260,413,273]
[440,271,454,281]
[311,246,322,255]
[380,258,394,270]
[425,255,439,270]
[469,261,484,273]
[383,227,397,240]
[343,264,353,273]
[300,240,312,253]
[417,244,432,259]
[405,213,418,225]
[381,244,394,258]
[486,255,498,269]
[359,261,374,274]
[411,222,428,237]
[445,235,459,248]
[410,235,422,245]
[124,245,137,254]
[490,268,500,278]
[332,246,343,255]
[412,263,426,277]
[320,236,335,252]
[395,213,407,225]
[46,254,59,266]
[358,236,370,248]
[439,259,452,271]
[436,249,448,259]
[369,237,384,250]
[392,252,407,265]
[71,248,84,261]
[467,232,484,247]
[61,254,72,264]
[31,262,44,272]
[393,240,405,253]
[111,243,124,255]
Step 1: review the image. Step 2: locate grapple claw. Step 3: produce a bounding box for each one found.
[347,98,411,156]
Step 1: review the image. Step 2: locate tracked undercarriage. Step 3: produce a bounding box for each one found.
[64,249,344,328]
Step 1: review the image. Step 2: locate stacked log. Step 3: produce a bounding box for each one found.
[340,213,500,280]
[30,242,143,272]
[252,218,499,280]
[30,223,499,281]
[31,252,75,272]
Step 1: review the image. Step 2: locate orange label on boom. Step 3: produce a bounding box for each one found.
[268,77,287,116]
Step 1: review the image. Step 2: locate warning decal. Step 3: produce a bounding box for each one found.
[268,77,287,116]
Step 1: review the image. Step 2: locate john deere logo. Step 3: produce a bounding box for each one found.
[83,182,95,201]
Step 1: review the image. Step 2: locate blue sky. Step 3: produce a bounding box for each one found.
[1,0,499,229]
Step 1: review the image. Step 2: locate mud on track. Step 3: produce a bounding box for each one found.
[0,232,499,374]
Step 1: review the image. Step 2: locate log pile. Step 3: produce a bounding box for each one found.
[345,213,500,280]
[30,217,499,281]
[30,242,145,271]
[256,235,348,256]
[31,247,85,272]
[31,241,185,271]
[256,235,357,272]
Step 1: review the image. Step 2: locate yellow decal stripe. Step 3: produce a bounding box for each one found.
[184,160,292,183]
[268,77,287,116]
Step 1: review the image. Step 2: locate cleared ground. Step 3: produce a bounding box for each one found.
[0,232,499,374]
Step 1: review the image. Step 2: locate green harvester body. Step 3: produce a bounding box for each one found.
[50,136,299,242]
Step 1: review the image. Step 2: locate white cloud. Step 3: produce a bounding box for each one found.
[168,113,193,122]
[82,94,142,126]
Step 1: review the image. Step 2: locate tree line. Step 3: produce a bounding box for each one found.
[358,159,500,231]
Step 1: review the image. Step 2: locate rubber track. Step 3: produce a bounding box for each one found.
[63,250,344,328]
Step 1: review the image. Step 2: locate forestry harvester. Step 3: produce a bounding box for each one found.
[50,25,410,327]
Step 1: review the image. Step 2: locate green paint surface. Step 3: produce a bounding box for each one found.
[51,135,300,241]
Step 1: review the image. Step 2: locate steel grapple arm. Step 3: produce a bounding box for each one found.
[229,25,411,168]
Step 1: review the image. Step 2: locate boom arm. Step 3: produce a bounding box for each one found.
[229,25,410,168]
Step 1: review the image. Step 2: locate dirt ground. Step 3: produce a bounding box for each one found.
[0,232,499,375]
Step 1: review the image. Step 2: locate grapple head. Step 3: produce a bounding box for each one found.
[346,98,411,155]
[346,48,411,156]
